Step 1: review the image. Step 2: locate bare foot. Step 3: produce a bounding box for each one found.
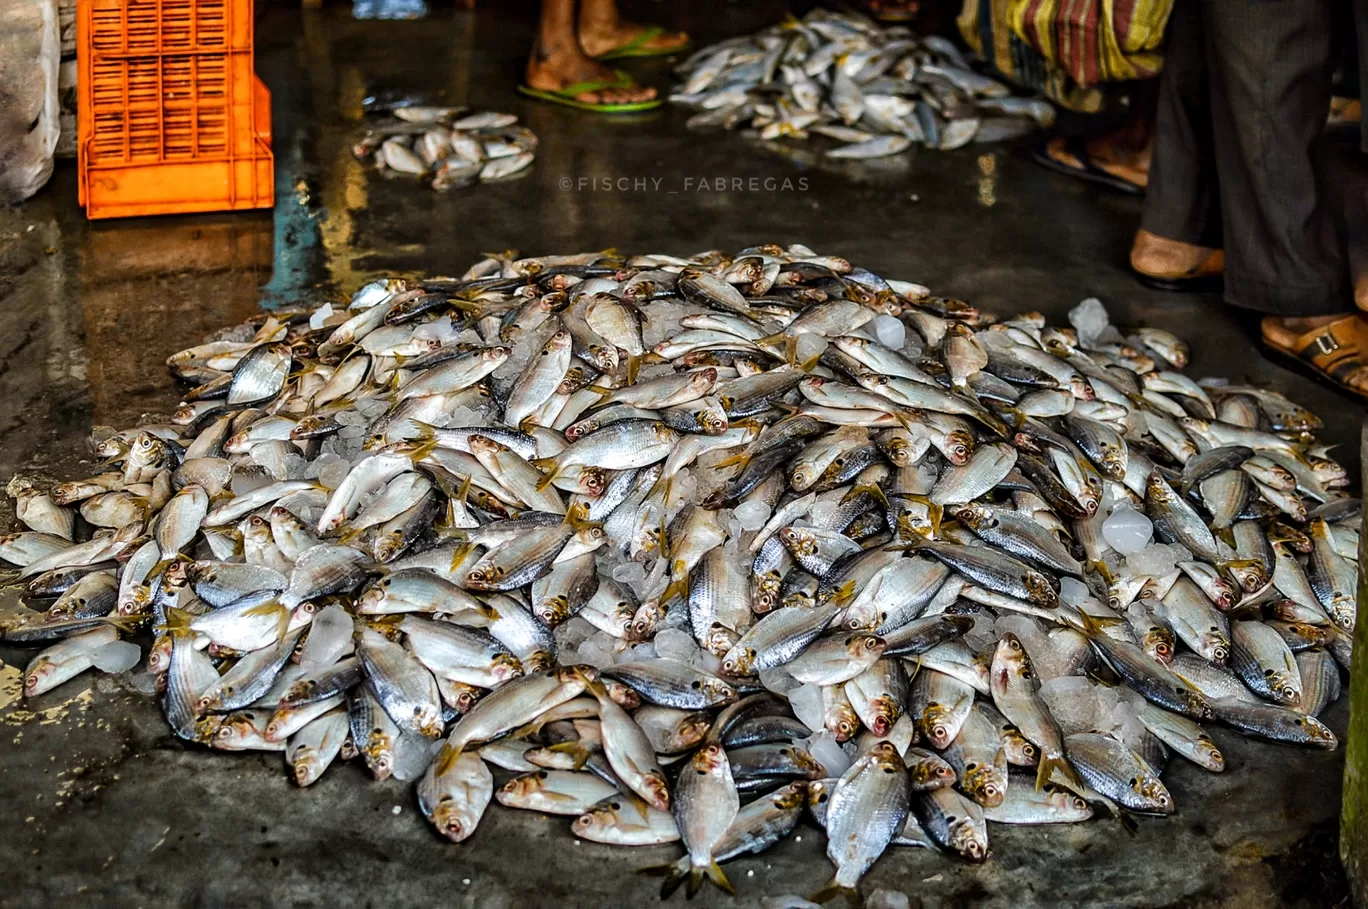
[576,10,688,59]
[525,48,656,105]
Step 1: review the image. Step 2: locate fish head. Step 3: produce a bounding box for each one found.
[22,658,57,697]
[676,713,712,751]
[721,646,756,677]
[1142,629,1175,665]
[961,763,1005,807]
[865,696,898,737]
[1174,686,1215,720]
[536,595,572,626]
[771,781,809,810]
[703,624,739,657]
[919,704,956,750]
[698,675,738,705]
[1003,730,1038,766]
[501,770,548,801]
[1292,714,1337,747]
[1265,670,1301,705]
[214,713,256,748]
[146,636,173,673]
[431,797,478,843]
[847,633,886,661]
[640,771,671,812]
[603,679,641,710]
[567,418,603,439]
[992,633,1031,682]
[694,402,729,435]
[778,527,817,558]
[1200,630,1230,667]
[1197,737,1225,771]
[292,752,323,787]
[753,573,783,613]
[572,467,608,497]
[943,432,974,466]
[1132,773,1173,814]
[490,652,525,683]
[826,703,860,742]
[482,346,511,368]
[951,503,990,531]
[1023,572,1058,608]
[691,742,729,775]
[949,817,989,863]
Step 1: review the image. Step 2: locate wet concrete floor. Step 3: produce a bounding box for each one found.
[0,3,1358,907]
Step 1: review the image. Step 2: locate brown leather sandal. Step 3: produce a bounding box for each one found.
[1260,314,1368,402]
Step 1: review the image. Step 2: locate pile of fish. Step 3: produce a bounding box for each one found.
[352,108,536,191]
[671,8,1053,157]
[2,244,1358,903]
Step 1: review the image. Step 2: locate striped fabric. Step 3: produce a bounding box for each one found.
[1009,0,1174,87]
[958,0,1106,111]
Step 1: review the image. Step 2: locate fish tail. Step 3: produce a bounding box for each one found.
[1035,752,1080,791]
[709,451,751,471]
[640,856,690,899]
[705,860,735,895]
[809,879,860,907]
[796,348,825,373]
[531,457,561,491]
[545,741,591,770]
[843,482,889,511]
[626,354,641,384]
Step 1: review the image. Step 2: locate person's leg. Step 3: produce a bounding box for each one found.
[1204,0,1343,315]
[1134,0,1223,263]
[525,0,657,104]
[576,0,688,59]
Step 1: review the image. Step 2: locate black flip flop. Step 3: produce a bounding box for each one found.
[1031,136,1145,196]
[1134,272,1224,294]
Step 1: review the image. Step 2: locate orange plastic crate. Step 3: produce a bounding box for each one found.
[77,0,273,219]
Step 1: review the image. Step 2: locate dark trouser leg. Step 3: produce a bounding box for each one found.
[1204,0,1344,315]
[1141,0,1220,247]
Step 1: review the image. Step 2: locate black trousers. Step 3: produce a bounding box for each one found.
[1142,0,1348,315]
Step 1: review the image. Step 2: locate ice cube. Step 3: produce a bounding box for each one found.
[759,666,800,696]
[610,561,649,593]
[355,397,389,419]
[788,683,826,732]
[318,457,352,491]
[1102,506,1153,555]
[867,892,912,909]
[230,470,273,497]
[872,314,906,350]
[653,628,700,664]
[1124,542,1186,578]
[1068,297,1124,347]
[803,730,852,777]
[92,640,141,673]
[627,642,657,662]
[734,500,772,532]
[308,302,334,330]
[761,898,822,909]
[391,733,440,782]
[693,648,723,673]
[575,632,616,668]
[1058,576,1094,609]
[794,333,828,364]
[553,616,597,655]
[299,605,353,669]
[808,501,838,527]
[1039,676,1103,735]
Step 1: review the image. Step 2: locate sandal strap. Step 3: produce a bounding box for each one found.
[1294,317,1368,388]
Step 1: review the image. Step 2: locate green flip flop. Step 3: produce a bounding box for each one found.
[517,69,663,113]
[593,25,692,61]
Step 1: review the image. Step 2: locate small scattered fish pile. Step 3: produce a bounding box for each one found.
[352,108,536,191]
[1,245,1358,903]
[671,8,1053,157]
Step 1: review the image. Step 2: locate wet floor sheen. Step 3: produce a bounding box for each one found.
[0,3,1356,907]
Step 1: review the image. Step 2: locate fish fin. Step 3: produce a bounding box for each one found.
[626,354,641,385]
[843,482,889,512]
[705,861,735,896]
[530,457,561,492]
[657,560,690,605]
[158,606,194,634]
[102,614,144,635]
[545,742,591,770]
[563,501,601,532]
[709,451,751,471]
[1088,558,1115,586]
[826,579,858,608]
[639,856,690,899]
[433,741,462,776]
[1035,752,1082,791]
[334,524,366,546]
[810,880,860,907]
[796,348,825,373]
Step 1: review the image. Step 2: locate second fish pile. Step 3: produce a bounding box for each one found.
[2,245,1356,903]
[672,8,1053,156]
[352,108,537,191]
